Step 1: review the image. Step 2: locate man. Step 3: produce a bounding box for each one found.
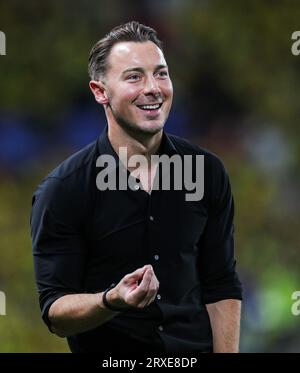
[31,21,242,353]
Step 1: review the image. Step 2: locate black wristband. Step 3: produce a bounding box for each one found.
[102,283,123,312]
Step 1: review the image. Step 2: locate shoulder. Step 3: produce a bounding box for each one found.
[47,140,98,180]
[32,140,98,207]
[168,134,231,204]
[168,133,226,173]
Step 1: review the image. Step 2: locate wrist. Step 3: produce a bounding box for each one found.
[106,287,118,305]
[102,284,123,312]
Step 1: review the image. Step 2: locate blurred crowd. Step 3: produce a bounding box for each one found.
[1,0,300,352]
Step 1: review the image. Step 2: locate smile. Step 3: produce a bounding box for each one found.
[136,103,163,111]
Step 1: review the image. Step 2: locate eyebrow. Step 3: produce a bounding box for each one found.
[121,64,168,76]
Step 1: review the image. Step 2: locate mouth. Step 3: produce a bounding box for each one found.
[136,103,163,111]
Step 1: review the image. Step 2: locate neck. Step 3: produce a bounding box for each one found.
[107,122,163,164]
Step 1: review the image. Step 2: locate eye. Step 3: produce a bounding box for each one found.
[156,70,168,79]
[127,74,141,81]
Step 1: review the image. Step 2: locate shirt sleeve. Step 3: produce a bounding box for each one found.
[198,155,243,304]
[30,177,87,331]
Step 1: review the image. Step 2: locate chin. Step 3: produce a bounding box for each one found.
[142,118,166,130]
[114,112,166,136]
[139,122,164,134]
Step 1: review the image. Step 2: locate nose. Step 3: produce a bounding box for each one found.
[143,75,161,96]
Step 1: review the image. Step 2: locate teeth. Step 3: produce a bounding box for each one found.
[138,104,160,110]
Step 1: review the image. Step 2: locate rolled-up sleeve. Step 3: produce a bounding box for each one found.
[198,156,242,304]
[30,177,87,330]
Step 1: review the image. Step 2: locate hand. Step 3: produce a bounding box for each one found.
[107,265,160,310]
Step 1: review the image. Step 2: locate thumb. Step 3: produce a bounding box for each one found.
[126,265,151,281]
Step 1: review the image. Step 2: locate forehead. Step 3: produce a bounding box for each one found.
[107,41,167,73]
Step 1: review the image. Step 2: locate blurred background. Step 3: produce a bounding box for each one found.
[0,0,300,352]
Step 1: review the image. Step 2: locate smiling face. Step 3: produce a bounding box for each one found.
[96,41,173,137]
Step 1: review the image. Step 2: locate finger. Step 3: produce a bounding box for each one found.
[124,265,150,283]
[137,271,159,307]
[129,268,153,304]
[145,272,160,305]
[137,267,153,292]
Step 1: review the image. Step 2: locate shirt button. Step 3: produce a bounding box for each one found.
[157,294,161,300]
[149,216,154,221]
[158,325,164,332]
[154,255,159,261]
[134,184,140,190]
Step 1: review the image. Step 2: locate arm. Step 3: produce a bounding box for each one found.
[49,265,159,337]
[48,292,117,337]
[198,156,243,351]
[206,299,241,353]
[31,179,159,337]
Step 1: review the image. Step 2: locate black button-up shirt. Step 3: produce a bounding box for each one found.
[30,127,242,353]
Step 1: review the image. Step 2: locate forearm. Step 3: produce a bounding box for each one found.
[206,299,241,353]
[47,264,158,338]
[48,292,119,337]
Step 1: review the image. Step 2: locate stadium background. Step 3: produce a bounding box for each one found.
[0,0,300,352]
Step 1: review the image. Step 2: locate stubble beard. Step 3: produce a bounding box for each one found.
[108,102,165,140]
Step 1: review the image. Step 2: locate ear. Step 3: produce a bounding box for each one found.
[89,80,109,105]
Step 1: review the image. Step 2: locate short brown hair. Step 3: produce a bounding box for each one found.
[88,21,163,80]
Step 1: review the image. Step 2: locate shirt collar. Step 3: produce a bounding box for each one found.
[97,125,178,162]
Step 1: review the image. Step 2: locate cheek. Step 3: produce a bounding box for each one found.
[162,81,173,100]
[120,84,141,104]
[109,85,140,107]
